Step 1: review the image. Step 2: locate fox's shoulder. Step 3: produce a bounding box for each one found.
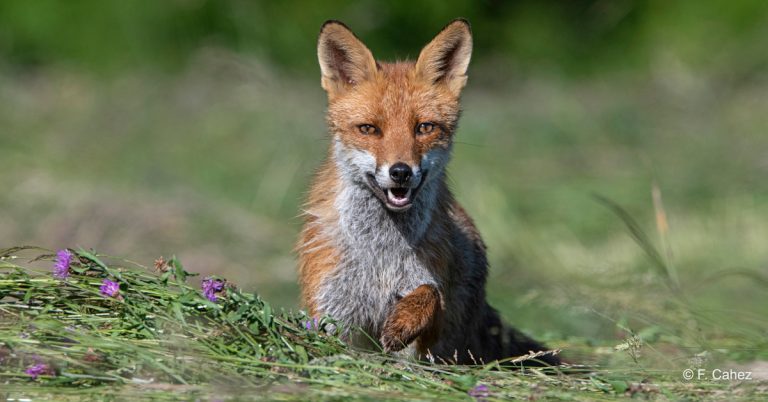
[447,199,487,254]
[429,184,486,258]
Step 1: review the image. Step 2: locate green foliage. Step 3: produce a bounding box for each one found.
[1,1,767,78]
[0,246,345,386]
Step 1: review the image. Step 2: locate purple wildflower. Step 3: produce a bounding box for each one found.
[25,363,51,379]
[201,277,225,302]
[304,317,320,331]
[99,279,120,298]
[53,249,73,279]
[468,384,489,399]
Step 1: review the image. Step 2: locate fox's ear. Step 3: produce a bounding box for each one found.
[317,21,377,96]
[415,19,473,96]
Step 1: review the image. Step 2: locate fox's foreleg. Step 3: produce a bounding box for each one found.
[380,284,441,352]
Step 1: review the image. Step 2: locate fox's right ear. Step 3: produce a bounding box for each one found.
[317,21,377,97]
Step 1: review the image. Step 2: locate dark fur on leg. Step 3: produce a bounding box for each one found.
[503,326,561,367]
[483,304,560,367]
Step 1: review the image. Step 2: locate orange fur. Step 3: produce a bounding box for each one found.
[325,61,458,169]
[380,284,442,353]
[296,160,340,316]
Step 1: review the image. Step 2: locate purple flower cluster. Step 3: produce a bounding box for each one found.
[468,384,489,399]
[100,279,120,298]
[304,317,320,331]
[25,363,52,379]
[201,277,225,302]
[52,249,73,279]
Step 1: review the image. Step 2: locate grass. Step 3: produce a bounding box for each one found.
[0,247,590,399]
[1,50,768,399]
[2,246,764,401]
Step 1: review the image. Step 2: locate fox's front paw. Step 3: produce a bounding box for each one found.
[380,284,441,353]
[380,314,419,352]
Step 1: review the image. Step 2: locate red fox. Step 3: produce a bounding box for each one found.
[297,19,559,365]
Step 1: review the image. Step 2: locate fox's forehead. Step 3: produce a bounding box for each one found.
[328,61,460,127]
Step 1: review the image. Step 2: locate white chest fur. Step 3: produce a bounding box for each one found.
[314,178,439,340]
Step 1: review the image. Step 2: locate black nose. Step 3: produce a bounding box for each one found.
[389,163,412,185]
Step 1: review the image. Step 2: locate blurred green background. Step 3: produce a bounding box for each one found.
[1,0,767,367]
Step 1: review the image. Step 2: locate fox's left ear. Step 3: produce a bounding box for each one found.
[416,19,473,96]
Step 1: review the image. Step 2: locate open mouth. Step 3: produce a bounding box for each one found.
[386,187,412,208]
[365,171,428,212]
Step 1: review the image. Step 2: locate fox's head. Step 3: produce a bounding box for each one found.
[318,19,472,212]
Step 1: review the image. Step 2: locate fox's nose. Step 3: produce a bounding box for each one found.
[389,163,412,185]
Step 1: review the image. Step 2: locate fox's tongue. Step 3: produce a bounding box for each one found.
[387,188,411,207]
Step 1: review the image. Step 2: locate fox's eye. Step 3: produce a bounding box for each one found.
[358,124,377,135]
[416,122,435,135]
